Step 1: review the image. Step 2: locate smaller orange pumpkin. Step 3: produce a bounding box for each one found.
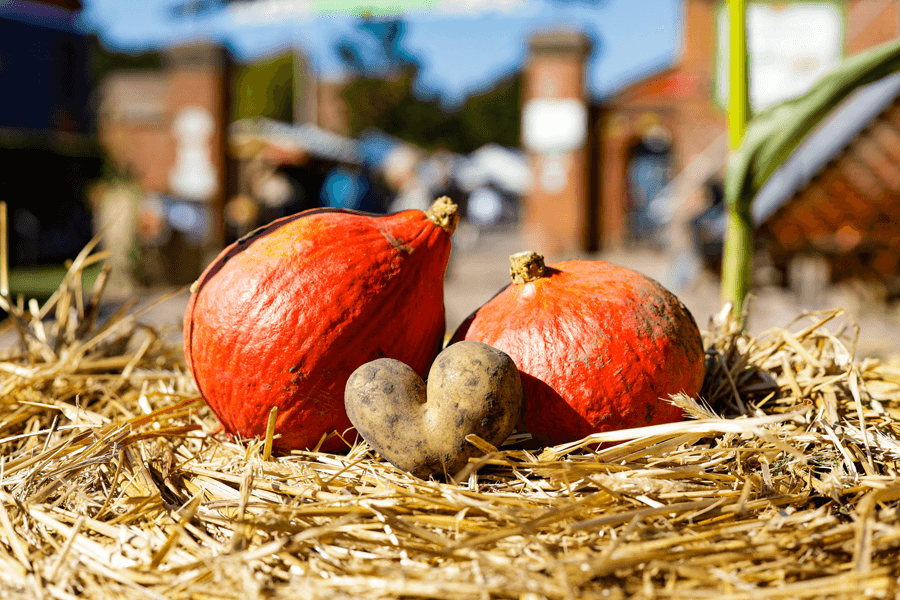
[451,251,705,446]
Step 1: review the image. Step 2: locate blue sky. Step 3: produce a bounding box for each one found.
[80,0,682,105]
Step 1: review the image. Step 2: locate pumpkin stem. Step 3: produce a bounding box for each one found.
[509,251,546,284]
[425,196,459,236]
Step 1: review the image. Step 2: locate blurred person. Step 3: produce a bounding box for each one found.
[320,165,378,212]
[249,166,306,225]
[382,144,430,214]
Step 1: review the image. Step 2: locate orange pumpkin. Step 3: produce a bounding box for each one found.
[184,197,458,452]
[451,251,704,446]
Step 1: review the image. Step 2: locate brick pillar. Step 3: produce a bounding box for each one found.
[522,30,592,258]
[165,43,231,283]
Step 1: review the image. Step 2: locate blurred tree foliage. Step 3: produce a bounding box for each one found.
[232,53,295,122]
[338,18,521,154]
[453,73,522,151]
[90,35,163,88]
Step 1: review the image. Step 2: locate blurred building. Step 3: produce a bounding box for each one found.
[524,0,900,298]
[315,79,352,136]
[0,0,99,274]
[97,43,231,286]
[96,43,360,286]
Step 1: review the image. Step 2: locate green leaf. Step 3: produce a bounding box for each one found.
[725,37,900,209]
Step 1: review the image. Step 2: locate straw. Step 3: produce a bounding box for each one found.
[0,241,899,599]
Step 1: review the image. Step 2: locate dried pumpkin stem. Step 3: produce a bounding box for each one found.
[425,196,459,236]
[509,251,546,284]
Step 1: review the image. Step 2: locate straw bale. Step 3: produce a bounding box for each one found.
[1,240,900,599]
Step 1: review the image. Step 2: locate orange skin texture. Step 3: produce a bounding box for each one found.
[451,261,705,446]
[184,207,451,453]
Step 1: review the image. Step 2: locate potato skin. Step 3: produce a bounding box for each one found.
[345,341,523,478]
[344,358,433,475]
[426,341,523,470]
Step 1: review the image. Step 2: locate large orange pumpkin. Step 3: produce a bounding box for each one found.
[184,198,458,452]
[451,251,705,446]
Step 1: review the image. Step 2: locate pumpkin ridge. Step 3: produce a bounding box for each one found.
[380,227,414,254]
[339,229,447,368]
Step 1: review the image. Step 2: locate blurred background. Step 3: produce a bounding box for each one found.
[4,0,900,355]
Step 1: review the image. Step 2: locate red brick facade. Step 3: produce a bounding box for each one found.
[594,0,727,251]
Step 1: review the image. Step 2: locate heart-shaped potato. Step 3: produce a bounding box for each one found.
[345,340,523,478]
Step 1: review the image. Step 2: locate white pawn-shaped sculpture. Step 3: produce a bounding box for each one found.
[169,107,218,201]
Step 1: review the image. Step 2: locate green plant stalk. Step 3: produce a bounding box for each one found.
[722,202,752,317]
[722,30,900,318]
[727,0,750,150]
[723,0,751,316]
